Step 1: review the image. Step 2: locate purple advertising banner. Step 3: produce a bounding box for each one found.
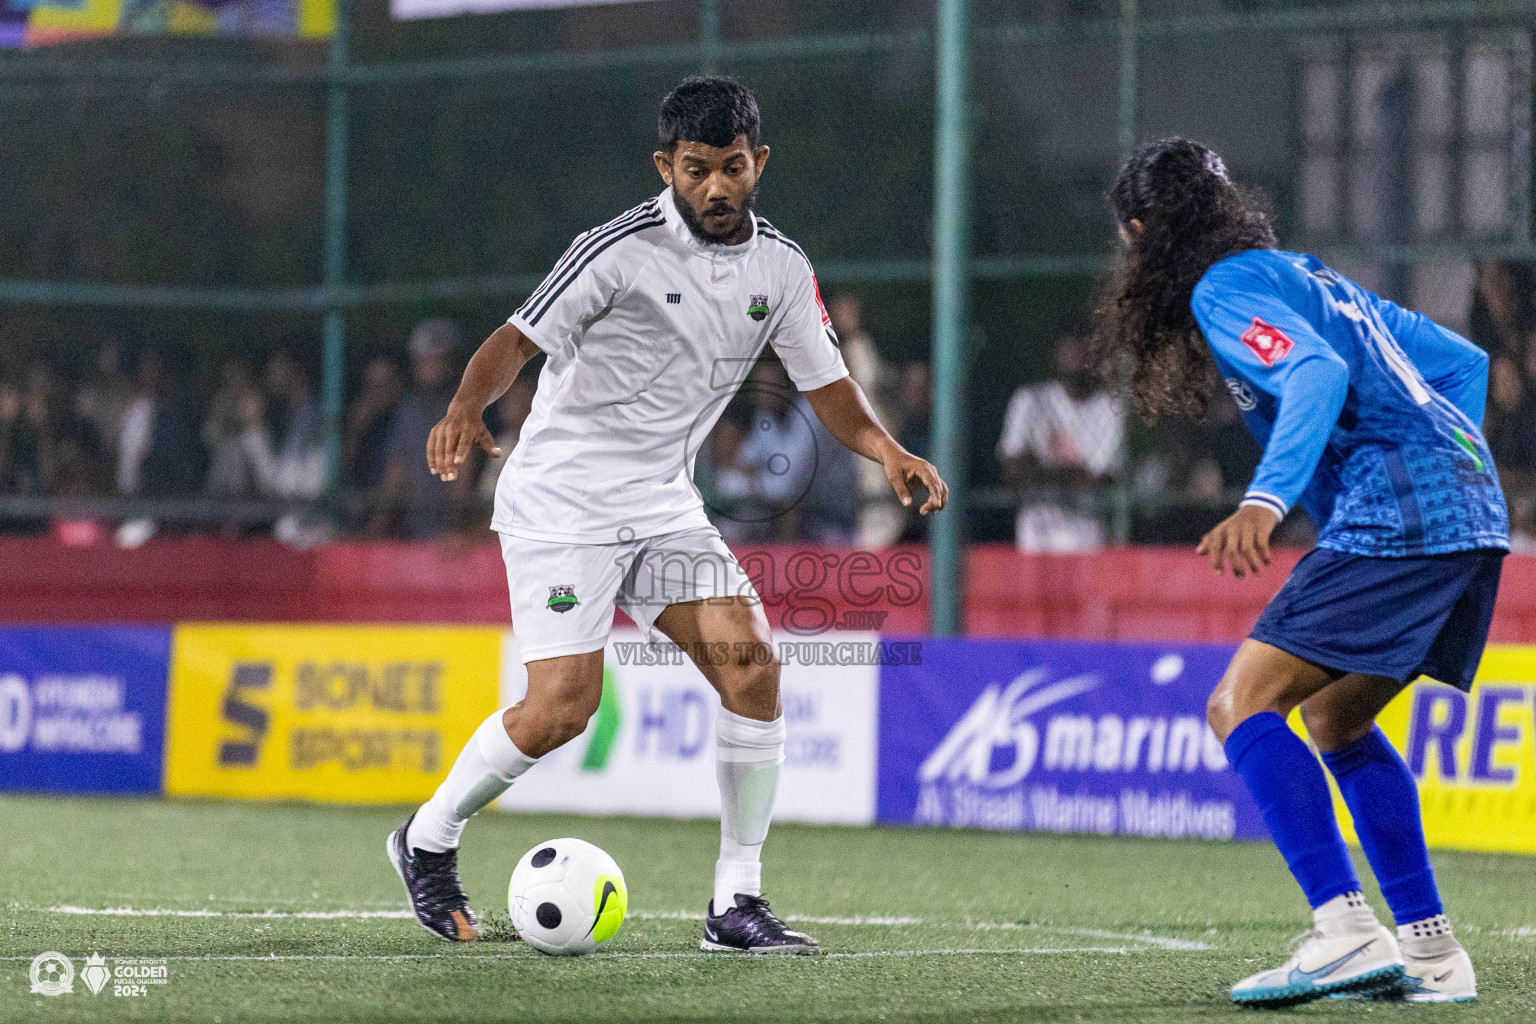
[877,638,1267,841]
[0,625,170,795]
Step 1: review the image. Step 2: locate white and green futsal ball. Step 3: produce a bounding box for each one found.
[508,837,627,956]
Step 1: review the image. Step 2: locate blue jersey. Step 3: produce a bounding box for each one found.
[1191,249,1508,557]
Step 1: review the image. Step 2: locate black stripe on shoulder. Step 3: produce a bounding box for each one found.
[584,197,662,242]
[524,216,666,326]
[519,198,660,317]
[517,200,661,319]
[756,221,812,269]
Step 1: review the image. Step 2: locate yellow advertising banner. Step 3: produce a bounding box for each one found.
[1309,645,1536,855]
[164,624,500,804]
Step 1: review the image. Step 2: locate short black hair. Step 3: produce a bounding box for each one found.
[658,75,761,152]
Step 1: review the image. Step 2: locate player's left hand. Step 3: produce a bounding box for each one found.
[427,402,502,483]
[1197,504,1279,579]
[882,448,949,515]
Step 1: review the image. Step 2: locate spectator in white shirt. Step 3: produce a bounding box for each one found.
[997,335,1124,552]
[238,349,328,547]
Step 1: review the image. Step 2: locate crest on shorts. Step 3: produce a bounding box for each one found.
[546,585,579,613]
[747,294,771,321]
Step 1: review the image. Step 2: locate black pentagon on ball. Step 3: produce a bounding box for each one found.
[531,846,557,868]
[535,902,563,929]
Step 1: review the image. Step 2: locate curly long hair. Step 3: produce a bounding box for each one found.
[1092,138,1277,420]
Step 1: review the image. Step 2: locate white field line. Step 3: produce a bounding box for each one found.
[630,911,1208,951]
[998,925,1208,952]
[29,904,1212,952]
[56,893,406,908]
[0,948,1138,963]
[631,910,926,927]
[45,910,1536,955]
[44,905,415,920]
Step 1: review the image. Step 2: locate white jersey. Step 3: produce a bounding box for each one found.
[496,188,849,543]
[997,381,1123,478]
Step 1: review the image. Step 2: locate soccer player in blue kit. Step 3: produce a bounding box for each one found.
[1095,138,1508,1007]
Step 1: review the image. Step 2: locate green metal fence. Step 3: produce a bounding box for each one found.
[4,0,1536,633]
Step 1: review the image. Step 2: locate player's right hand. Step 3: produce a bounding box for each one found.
[1196,503,1278,579]
[426,402,502,482]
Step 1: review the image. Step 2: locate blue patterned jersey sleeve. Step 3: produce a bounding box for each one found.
[1192,259,1349,520]
[1366,294,1490,426]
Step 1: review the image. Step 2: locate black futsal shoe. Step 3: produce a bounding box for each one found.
[701,894,820,955]
[387,814,479,942]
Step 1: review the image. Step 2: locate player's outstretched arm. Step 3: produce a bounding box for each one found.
[803,376,949,515]
[426,323,541,482]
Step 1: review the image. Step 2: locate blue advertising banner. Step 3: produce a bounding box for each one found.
[878,638,1266,841]
[0,626,171,794]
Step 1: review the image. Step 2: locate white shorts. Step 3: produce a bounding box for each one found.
[499,525,759,663]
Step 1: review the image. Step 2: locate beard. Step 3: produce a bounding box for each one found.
[673,181,759,244]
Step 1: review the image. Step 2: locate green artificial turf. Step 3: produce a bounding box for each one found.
[3,795,1534,1022]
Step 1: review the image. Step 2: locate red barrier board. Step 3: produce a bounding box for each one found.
[2,538,1533,641]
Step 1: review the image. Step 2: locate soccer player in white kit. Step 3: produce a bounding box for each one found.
[388,76,947,952]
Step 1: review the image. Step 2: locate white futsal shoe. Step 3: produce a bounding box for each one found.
[1398,944,1477,1003]
[1230,895,1404,1008]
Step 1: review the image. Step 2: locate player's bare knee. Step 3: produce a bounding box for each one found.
[1298,701,1337,750]
[1299,698,1373,753]
[512,686,600,750]
[520,709,591,753]
[1206,685,1238,741]
[1208,682,1282,741]
[1208,659,1266,738]
[746,653,780,692]
[553,712,594,746]
[721,654,780,717]
[552,688,601,740]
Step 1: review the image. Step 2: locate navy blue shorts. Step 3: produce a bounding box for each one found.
[1250,546,1505,692]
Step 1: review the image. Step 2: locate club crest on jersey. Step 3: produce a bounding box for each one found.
[747,294,771,321]
[546,585,579,613]
[1225,377,1258,411]
[1240,317,1294,367]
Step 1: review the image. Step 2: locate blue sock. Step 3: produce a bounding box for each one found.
[1320,726,1443,925]
[1225,712,1361,909]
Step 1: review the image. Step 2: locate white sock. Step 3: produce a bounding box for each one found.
[1399,914,1460,959]
[407,710,538,854]
[1313,891,1380,938]
[713,708,784,913]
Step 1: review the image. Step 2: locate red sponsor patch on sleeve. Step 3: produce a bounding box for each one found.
[1239,317,1294,367]
[812,273,831,327]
